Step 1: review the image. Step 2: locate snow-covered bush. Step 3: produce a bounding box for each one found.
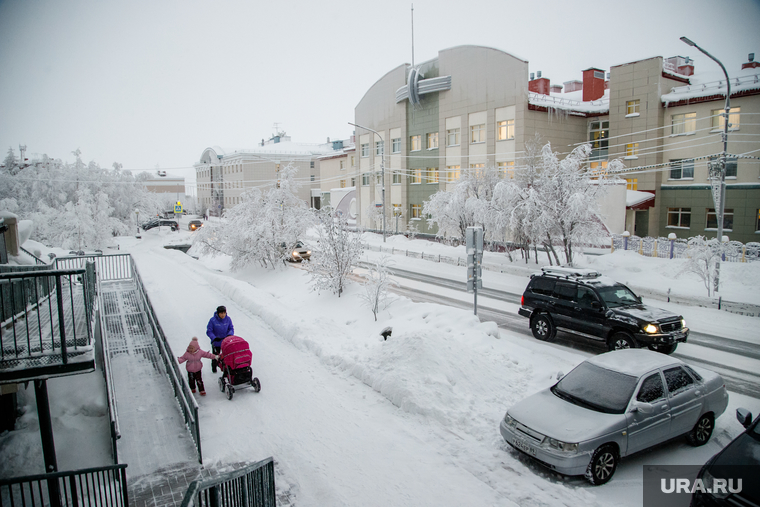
[307,211,364,297]
[679,235,722,296]
[357,256,398,320]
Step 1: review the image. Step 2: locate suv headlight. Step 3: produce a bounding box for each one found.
[681,318,686,328]
[643,323,658,334]
[547,438,578,453]
[504,414,517,428]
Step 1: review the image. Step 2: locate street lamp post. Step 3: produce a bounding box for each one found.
[135,209,141,238]
[680,36,731,294]
[349,122,386,242]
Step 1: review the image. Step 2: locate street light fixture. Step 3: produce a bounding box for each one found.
[135,209,141,239]
[680,36,731,294]
[348,122,386,242]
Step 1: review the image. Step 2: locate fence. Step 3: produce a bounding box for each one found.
[0,464,129,507]
[610,234,760,262]
[131,256,203,464]
[180,458,275,507]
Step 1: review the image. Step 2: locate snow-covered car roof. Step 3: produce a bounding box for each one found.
[586,349,682,377]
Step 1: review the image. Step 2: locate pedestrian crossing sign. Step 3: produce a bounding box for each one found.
[174,202,183,214]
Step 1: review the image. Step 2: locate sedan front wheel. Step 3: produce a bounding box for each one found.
[586,444,619,485]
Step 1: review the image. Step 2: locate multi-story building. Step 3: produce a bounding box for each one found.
[354,45,760,243]
[317,140,357,223]
[195,135,337,217]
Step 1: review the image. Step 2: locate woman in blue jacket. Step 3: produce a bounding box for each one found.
[206,305,234,373]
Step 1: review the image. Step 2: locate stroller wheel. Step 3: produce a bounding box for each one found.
[253,377,261,393]
[225,384,234,401]
[218,377,225,393]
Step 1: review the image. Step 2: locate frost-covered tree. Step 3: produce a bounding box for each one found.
[307,211,364,297]
[679,236,722,296]
[193,163,314,269]
[357,255,398,321]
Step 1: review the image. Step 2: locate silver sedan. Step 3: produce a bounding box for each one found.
[500,349,728,485]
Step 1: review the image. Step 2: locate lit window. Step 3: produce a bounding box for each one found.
[709,156,738,178]
[712,107,740,130]
[340,180,346,188]
[756,209,760,232]
[446,165,461,182]
[626,100,640,115]
[671,113,697,135]
[351,156,355,166]
[392,170,401,184]
[361,143,369,157]
[411,169,422,184]
[625,143,639,157]
[447,128,460,146]
[497,161,515,179]
[670,159,694,179]
[375,141,384,156]
[392,138,401,153]
[411,204,422,219]
[667,208,691,228]
[470,124,485,143]
[469,163,484,177]
[427,168,439,183]
[625,178,637,190]
[589,121,609,164]
[427,132,439,149]
[392,204,402,217]
[497,120,515,141]
[410,135,421,151]
[706,208,733,231]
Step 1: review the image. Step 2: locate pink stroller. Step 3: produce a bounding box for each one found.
[217,335,261,400]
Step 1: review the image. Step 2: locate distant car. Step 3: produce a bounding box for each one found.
[518,267,688,354]
[142,219,178,231]
[188,220,203,231]
[691,408,760,506]
[500,349,728,485]
[283,241,311,262]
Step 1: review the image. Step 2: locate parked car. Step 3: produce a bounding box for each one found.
[282,241,311,262]
[691,407,760,506]
[188,220,203,231]
[500,349,728,485]
[518,267,688,354]
[142,219,178,231]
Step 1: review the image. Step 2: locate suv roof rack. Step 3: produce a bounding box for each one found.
[539,267,602,280]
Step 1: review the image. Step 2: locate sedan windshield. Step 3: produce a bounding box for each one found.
[552,362,639,414]
[596,285,639,308]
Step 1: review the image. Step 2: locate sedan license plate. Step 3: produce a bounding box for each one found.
[512,438,536,456]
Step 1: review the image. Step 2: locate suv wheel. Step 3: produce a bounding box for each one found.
[608,331,636,351]
[648,343,677,355]
[531,314,556,342]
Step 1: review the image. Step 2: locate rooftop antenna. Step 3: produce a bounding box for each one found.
[411,3,415,68]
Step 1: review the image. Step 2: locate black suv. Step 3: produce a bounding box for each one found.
[518,267,688,354]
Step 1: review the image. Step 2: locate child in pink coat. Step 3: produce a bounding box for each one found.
[177,337,216,395]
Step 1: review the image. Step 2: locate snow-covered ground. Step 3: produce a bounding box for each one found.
[2,222,758,506]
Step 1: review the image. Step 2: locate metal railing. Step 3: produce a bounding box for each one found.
[131,256,203,463]
[0,464,128,507]
[0,265,95,379]
[180,458,275,507]
[611,234,760,262]
[55,254,133,281]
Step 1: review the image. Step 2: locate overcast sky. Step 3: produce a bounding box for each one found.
[1,0,758,187]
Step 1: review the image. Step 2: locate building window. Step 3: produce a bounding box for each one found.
[427,168,439,183]
[589,120,609,163]
[310,174,315,182]
[351,177,355,186]
[706,208,734,231]
[756,209,760,232]
[411,204,422,219]
[709,156,738,178]
[361,143,369,157]
[470,124,485,144]
[497,161,515,179]
[497,120,515,141]
[670,159,694,179]
[626,100,640,116]
[410,135,421,151]
[340,160,345,170]
[411,169,422,184]
[625,178,638,190]
[446,165,461,182]
[351,156,355,166]
[469,163,484,176]
[667,208,691,228]
[671,112,697,135]
[375,141,384,156]
[712,107,740,130]
[625,143,639,158]
[362,173,370,186]
[310,161,315,169]
[427,132,439,149]
[392,170,401,184]
[340,180,346,188]
[447,128,460,146]
[392,203,402,217]
[392,138,401,153]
